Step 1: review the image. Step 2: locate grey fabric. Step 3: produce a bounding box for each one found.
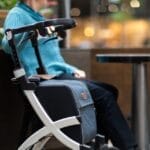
[40,79,97,143]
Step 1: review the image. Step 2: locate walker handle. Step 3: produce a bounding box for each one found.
[5,18,76,35]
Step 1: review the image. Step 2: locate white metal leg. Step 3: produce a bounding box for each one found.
[18,90,81,150]
[18,117,80,150]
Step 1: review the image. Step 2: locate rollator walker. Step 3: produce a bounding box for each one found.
[5,18,117,150]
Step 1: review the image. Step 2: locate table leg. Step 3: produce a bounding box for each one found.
[132,63,150,150]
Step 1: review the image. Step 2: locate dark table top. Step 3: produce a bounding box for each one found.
[96,53,150,63]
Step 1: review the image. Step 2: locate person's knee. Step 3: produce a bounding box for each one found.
[96,81,119,101]
[102,90,117,105]
[95,89,118,113]
[110,85,119,100]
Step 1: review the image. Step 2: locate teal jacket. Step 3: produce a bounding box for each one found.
[2,2,77,76]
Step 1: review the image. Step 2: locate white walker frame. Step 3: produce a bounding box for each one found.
[5,20,103,149]
[14,69,89,150]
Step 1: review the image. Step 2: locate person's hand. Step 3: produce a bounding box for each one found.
[73,70,86,79]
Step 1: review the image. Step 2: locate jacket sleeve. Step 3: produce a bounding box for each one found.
[48,38,79,74]
[58,50,78,74]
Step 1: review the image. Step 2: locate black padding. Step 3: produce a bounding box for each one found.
[35,85,82,143]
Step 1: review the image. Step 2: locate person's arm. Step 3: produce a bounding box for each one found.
[58,58,86,79]
[53,45,86,78]
[63,63,86,78]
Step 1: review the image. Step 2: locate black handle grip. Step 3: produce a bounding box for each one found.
[5,18,76,35]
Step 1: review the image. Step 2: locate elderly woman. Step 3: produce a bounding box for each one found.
[2,0,137,149]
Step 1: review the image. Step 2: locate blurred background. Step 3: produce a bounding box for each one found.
[0,0,150,49]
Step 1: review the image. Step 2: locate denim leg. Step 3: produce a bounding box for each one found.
[55,74,136,149]
[82,80,136,150]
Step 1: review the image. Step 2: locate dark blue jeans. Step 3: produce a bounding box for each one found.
[54,73,136,150]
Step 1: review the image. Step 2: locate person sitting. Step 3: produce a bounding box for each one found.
[2,0,137,149]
